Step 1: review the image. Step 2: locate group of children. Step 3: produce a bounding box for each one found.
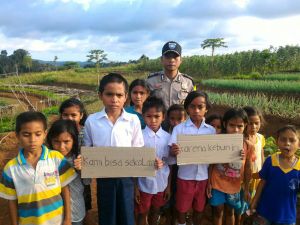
[0,72,299,225]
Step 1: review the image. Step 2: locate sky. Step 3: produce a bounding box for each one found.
[0,0,300,62]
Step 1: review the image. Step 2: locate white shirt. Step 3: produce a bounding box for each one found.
[169,118,216,181]
[138,126,171,194]
[84,108,144,148]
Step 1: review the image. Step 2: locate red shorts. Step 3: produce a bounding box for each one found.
[135,191,167,214]
[176,178,207,213]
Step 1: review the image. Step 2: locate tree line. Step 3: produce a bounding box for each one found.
[0,49,57,74]
[1,44,300,77]
[134,45,300,78]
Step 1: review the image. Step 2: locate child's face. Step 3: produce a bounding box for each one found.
[143,107,165,133]
[99,82,127,113]
[225,118,246,134]
[246,115,261,136]
[186,96,207,123]
[61,106,83,126]
[210,119,222,134]
[130,85,149,108]
[168,110,185,128]
[277,129,299,158]
[16,121,46,153]
[161,53,182,73]
[51,132,74,157]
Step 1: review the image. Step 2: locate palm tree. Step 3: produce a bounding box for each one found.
[201,38,227,75]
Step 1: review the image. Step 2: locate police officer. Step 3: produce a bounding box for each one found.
[146,41,194,109]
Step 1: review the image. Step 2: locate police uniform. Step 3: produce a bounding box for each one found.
[146,71,194,109]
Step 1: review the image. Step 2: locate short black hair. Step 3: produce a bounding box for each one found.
[184,91,211,112]
[16,111,47,134]
[222,108,248,133]
[59,98,88,125]
[167,104,185,117]
[276,125,300,140]
[142,96,166,115]
[206,114,223,125]
[98,72,129,94]
[47,119,79,156]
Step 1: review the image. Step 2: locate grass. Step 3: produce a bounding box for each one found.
[0,100,8,106]
[203,79,300,94]
[0,67,148,88]
[207,91,300,119]
[0,117,15,133]
[0,86,68,102]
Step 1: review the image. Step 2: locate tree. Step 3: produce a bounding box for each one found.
[53,56,58,71]
[22,55,32,72]
[63,61,80,69]
[201,38,227,75]
[86,49,107,72]
[138,54,149,63]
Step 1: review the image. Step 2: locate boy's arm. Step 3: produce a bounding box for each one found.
[8,200,18,225]
[250,179,266,213]
[131,118,144,147]
[206,164,214,198]
[61,186,71,225]
[164,165,172,201]
[243,150,253,202]
[134,178,140,204]
[83,119,92,147]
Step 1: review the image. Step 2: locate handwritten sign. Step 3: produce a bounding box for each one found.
[177,134,243,165]
[81,147,156,178]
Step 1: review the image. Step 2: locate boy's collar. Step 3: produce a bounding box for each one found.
[185,118,208,128]
[144,126,163,138]
[97,108,131,121]
[17,145,49,165]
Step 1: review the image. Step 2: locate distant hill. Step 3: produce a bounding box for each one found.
[35,59,93,67]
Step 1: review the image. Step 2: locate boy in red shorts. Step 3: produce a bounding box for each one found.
[135,96,173,225]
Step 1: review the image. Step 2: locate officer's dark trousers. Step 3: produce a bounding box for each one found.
[97,178,134,225]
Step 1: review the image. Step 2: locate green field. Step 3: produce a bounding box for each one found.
[202,78,300,94]
[0,66,147,88]
[0,67,299,133]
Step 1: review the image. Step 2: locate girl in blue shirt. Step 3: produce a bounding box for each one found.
[250,125,300,225]
[125,79,150,129]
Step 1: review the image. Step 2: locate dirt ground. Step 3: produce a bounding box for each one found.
[207,104,300,138]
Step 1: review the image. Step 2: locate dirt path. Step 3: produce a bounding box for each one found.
[0,91,55,113]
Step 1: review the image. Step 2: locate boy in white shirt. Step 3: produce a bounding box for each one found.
[83,73,145,225]
[135,96,172,225]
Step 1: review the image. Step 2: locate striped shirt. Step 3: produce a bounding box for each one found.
[0,145,77,225]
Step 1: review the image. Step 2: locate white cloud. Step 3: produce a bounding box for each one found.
[0,0,300,61]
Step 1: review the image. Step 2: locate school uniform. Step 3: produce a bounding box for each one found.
[83,108,144,225]
[136,126,172,213]
[255,153,300,225]
[168,118,215,212]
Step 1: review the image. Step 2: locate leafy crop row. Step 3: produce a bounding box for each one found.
[207,92,300,119]
[203,79,300,94]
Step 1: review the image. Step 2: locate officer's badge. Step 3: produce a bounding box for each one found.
[169,42,176,49]
[181,83,188,90]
